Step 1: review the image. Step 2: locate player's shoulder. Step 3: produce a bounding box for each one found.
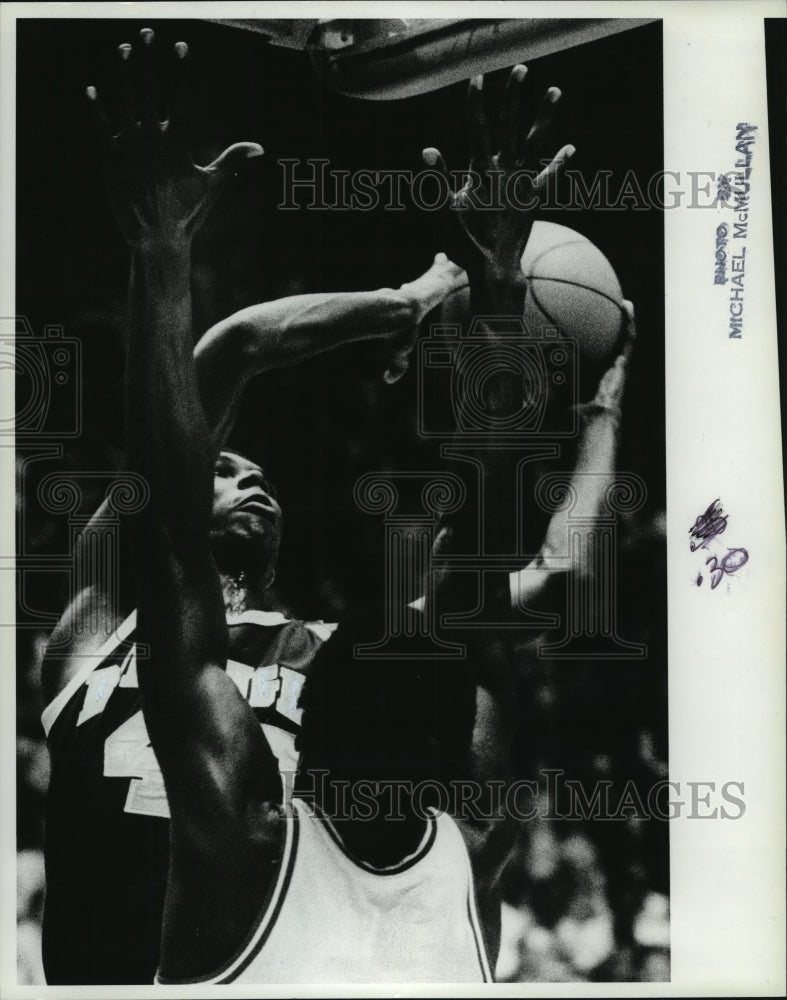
[300,618,340,643]
[41,586,129,709]
[228,609,338,641]
[227,610,338,669]
[41,607,341,739]
[42,606,138,739]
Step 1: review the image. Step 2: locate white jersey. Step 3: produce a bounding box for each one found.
[156,797,493,984]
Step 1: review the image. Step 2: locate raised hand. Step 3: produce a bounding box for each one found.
[399,253,468,325]
[382,253,467,383]
[423,65,574,276]
[86,29,262,247]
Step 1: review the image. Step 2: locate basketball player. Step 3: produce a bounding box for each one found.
[105,33,633,981]
[40,32,467,986]
[43,33,633,984]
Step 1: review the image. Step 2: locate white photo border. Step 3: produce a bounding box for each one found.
[1,2,784,997]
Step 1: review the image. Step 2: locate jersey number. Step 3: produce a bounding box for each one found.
[89,656,304,818]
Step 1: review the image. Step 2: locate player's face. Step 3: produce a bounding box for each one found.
[211,451,282,561]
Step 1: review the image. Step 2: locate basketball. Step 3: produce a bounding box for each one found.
[440,222,624,363]
[522,221,624,361]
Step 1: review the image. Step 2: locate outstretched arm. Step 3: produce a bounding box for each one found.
[42,31,265,691]
[86,36,281,975]
[195,253,466,451]
[509,303,636,612]
[424,72,634,620]
[422,66,574,521]
[422,66,573,897]
[95,31,270,807]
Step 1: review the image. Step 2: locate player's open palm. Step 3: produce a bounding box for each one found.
[87,29,262,246]
[423,64,574,273]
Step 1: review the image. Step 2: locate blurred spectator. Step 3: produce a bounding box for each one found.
[17,849,45,985]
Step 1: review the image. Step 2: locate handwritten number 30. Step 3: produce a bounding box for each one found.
[705,548,749,589]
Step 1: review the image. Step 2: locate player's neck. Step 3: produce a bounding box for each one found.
[212,533,277,616]
[319,784,428,869]
[333,813,428,870]
[219,569,271,617]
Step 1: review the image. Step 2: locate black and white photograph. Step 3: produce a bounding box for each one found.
[3,3,784,995]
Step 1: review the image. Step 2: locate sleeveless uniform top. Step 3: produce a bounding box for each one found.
[41,609,335,985]
[156,797,493,985]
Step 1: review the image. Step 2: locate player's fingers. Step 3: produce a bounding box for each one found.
[117,42,136,130]
[621,299,637,340]
[423,147,461,214]
[422,147,451,185]
[383,352,411,385]
[591,359,626,414]
[431,253,469,293]
[382,326,419,384]
[519,86,561,166]
[186,142,264,233]
[166,41,189,136]
[422,147,447,170]
[467,75,492,172]
[203,141,265,181]
[501,64,527,167]
[533,143,575,193]
[86,86,114,145]
[138,28,158,129]
[620,299,637,359]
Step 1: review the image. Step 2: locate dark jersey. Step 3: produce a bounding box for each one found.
[41,609,336,985]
